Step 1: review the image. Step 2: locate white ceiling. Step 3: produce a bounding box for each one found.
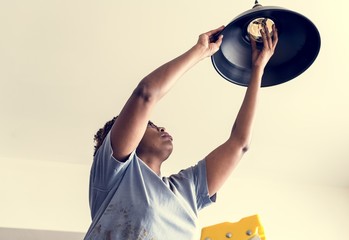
[1,0,348,196]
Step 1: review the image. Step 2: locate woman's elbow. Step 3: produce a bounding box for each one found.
[232,136,251,153]
[242,143,250,153]
[133,81,158,103]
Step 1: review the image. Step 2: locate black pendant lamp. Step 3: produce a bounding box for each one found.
[211,0,321,87]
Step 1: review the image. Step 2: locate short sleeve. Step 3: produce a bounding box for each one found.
[193,159,217,210]
[89,131,134,218]
[168,159,216,213]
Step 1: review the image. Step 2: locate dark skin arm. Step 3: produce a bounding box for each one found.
[205,24,278,196]
[110,26,225,162]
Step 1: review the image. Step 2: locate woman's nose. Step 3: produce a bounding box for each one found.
[158,127,165,132]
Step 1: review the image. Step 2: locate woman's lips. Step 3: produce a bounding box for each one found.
[161,133,173,141]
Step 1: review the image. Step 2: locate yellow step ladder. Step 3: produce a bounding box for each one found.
[200,215,266,240]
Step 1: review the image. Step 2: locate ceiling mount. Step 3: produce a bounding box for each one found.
[211,1,321,87]
[253,0,262,8]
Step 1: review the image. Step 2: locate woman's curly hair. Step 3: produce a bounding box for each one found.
[93,116,117,156]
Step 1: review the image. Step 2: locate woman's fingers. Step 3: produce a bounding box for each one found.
[272,24,279,49]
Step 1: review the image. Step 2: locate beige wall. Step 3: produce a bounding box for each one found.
[1,158,348,239]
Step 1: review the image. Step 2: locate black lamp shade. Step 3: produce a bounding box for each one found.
[211,6,321,87]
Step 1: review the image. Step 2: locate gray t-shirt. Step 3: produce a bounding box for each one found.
[84,132,216,240]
